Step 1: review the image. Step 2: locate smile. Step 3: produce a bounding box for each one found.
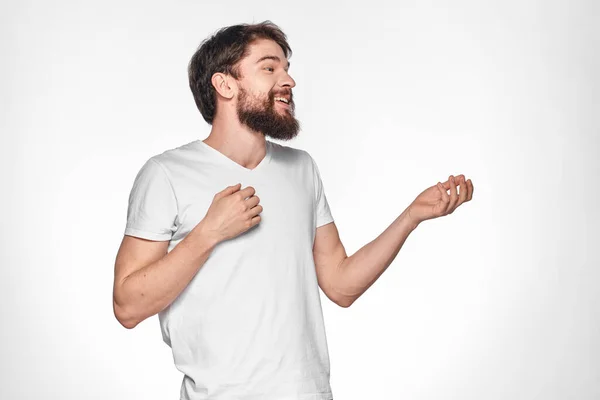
[274,98,291,110]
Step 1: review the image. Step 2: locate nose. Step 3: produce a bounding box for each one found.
[279,70,296,89]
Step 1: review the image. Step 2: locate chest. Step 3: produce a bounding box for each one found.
[172,163,316,248]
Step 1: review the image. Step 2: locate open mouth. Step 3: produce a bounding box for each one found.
[274,96,290,106]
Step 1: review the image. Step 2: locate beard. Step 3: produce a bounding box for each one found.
[236,87,300,141]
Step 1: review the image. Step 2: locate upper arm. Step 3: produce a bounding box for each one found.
[115,156,178,327]
[112,235,169,320]
[313,221,348,307]
[124,158,178,241]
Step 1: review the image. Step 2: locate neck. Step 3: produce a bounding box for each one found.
[203,117,267,170]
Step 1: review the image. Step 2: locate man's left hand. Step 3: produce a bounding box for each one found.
[407,174,474,226]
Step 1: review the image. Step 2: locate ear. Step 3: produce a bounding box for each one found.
[211,72,236,100]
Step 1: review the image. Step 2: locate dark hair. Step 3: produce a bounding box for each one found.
[188,21,292,124]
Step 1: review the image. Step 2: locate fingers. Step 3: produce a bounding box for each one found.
[466,179,474,201]
[239,189,262,219]
[455,175,473,203]
[437,182,450,211]
[216,184,257,201]
[249,215,262,227]
[238,185,256,200]
[247,204,264,218]
[444,174,475,215]
[215,183,241,199]
[447,175,459,213]
[245,194,260,209]
[457,175,467,204]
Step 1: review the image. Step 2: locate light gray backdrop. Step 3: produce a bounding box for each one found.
[2,0,598,399]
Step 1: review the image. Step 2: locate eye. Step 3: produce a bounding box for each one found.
[264,67,274,72]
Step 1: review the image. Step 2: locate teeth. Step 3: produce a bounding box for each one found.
[274,97,289,104]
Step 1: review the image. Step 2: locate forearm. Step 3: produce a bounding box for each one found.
[336,207,419,306]
[116,221,219,328]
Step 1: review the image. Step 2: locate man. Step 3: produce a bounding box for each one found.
[113,21,474,400]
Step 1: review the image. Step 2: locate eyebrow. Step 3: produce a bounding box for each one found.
[255,55,290,70]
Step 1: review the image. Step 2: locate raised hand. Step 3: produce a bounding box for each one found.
[201,183,263,243]
[407,174,474,226]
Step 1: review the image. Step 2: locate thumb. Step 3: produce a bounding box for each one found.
[215,183,241,199]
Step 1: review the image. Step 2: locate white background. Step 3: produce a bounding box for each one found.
[2,0,598,399]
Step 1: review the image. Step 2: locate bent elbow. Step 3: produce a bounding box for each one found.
[336,296,354,308]
[113,300,139,329]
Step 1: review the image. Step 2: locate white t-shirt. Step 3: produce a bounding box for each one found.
[124,139,335,400]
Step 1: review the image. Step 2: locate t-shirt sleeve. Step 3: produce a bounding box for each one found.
[124,158,178,241]
[309,154,334,228]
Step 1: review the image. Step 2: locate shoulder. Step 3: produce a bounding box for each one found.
[268,140,315,167]
[145,139,200,170]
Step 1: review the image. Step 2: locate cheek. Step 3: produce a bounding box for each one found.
[253,80,275,98]
[249,87,271,102]
[261,90,274,106]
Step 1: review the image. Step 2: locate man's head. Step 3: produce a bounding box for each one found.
[188,21,299,141]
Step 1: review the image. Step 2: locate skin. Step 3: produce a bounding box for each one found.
[112,39,297,328]
[315,174,473,308]
[201,38,476,308]
[112,38,474,329]
[203,38,296,169]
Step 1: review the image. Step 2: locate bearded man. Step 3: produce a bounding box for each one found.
[113,20,474,400]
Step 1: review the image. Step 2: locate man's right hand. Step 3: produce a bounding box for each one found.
[200,183,263,244]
